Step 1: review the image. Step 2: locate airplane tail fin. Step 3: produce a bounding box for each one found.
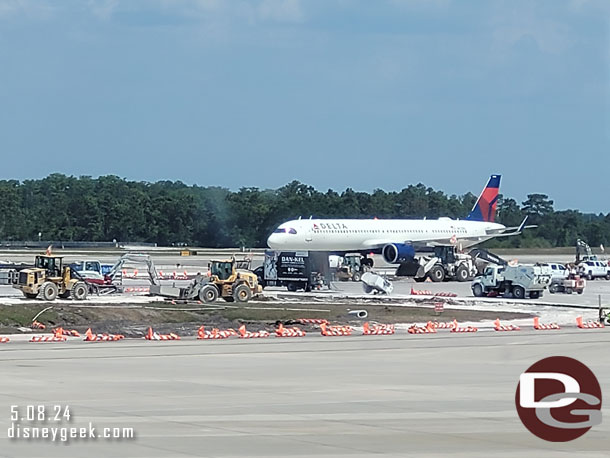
[466,175,501,222]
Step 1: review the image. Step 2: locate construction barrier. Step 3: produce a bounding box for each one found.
[494,318,521,332]
[53,328,81,338]
[275,323,306,337]
[407,323,437,334]
[30,335,68,343]
[576,316,605,329]
[145,327,181,341]
[410,288,457,297]
[450,320,478,333]
[31,320,46,330]
[124,287,150,293]
[427,321,456,330]
[296,318,329,325]
[84,328,124,341]
[0,337,9,343]
[238,325,270,339]
[362,322,395,335]
[533,317,560,330]
[197,326,233,340]
[320,323,352,336]
[410,288,433,296]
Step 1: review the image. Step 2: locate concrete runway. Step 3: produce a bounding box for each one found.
[1,331,609,457]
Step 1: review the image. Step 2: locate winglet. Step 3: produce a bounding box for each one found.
[517,216,528,233]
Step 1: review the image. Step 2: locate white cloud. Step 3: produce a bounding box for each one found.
[0,0,53,18]
[257,0,303,23]
[388,0,451,9]
[491,3,574,55]
[87,0,119,20]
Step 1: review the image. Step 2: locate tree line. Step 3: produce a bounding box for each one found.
[0,174,607,249]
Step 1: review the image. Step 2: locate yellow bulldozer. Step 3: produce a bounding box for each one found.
[150,257,262,303]
[201,258,262,303]
[14,255,89,301]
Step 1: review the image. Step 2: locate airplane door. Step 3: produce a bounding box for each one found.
[305,227,313,243]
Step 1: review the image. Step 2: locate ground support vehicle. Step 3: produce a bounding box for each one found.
[256,251,328,292]
[471,265,551,299]
[14,255,89,301]
[397,246,477,282]
[151,258,261,303]
[575,239,610,280]
[335,254,370,282]
[549,275,585,294]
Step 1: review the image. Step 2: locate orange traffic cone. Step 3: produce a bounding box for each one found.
[146,327,154,340]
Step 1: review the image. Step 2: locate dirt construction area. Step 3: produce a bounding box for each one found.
[0,248,608,337]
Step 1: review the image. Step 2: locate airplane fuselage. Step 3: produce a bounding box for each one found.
[267,218,506,252]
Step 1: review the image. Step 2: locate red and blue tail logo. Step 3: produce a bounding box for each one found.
[466,175,501,222]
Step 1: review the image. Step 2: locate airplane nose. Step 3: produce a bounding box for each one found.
[267,233,282,249]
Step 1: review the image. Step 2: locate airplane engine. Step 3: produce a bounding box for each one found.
[382,243,416,264]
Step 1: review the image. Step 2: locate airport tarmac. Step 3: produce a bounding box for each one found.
[1,331,609,457]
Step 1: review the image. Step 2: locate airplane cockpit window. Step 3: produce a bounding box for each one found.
[273,228,287,233]
[288,228,297,234]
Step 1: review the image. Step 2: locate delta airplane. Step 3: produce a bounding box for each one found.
[267,175,531,265]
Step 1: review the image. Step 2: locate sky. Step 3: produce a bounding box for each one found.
[0,0,608,212]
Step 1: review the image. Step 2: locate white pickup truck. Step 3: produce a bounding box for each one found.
[471,264,551,299]
[577,259,610,280]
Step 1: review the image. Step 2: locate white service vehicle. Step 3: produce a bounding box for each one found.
[578,260,610,280]
[471,265,551,299]
[537,262,569,283]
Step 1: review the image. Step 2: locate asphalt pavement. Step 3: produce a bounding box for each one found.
[1,331,609,457]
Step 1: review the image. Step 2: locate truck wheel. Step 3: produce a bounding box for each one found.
[352,271,362,282]
[565,288,573,295]
[429,266,445,283]
[414,276,427,283]
[233,284,252,303]
[41,282,59,301]
[363,284,373,294]
[455,265,469,282]
[199,285,218,303]
[23,292,38,299]
[287,283,298,292]
[512,285,525,299]
[587,272,593,280]
[71,281,88,300]
[530,291,540,299]
[548,283,558,294]
[472,283,484,297]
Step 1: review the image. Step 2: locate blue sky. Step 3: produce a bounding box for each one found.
[0,0,608,212]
